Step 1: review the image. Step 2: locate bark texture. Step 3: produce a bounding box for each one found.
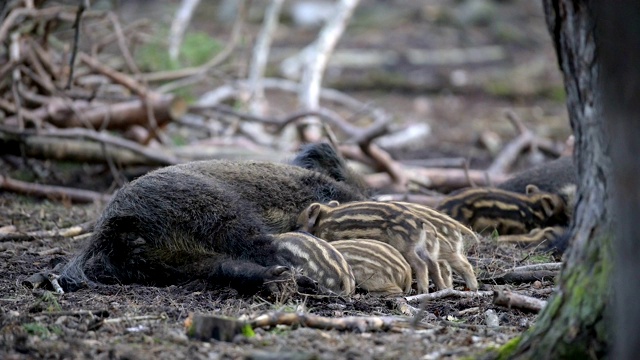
[598,2,640,359]
[505,1,613,358]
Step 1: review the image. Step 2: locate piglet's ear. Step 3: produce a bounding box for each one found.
[539,194,563,217]
[327,200,340,207]
[525,184,541,194]
[305,203,323,231]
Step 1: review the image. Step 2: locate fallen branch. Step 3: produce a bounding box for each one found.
[366,167,509,192]
[0,174,111,204]
[0,134,157,165]
[185,311,433,342]
[47,273,64,294]
[196,78,392,126]
[493,289,547,313]
[251,311,418,332]
[103,314,168,324]
[78,52,147,96]
[509,263,562,272]
[42,309,110,318]
[405,289,493,303]
[479,269,558,285]
[0,221,95,242]
[374,193,444,208]
[0,125,181,165]
[4,94,187,131]
[488,110,562,175]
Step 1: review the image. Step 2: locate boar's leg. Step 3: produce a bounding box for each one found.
[404,250,431,294]
[444,253,478,291]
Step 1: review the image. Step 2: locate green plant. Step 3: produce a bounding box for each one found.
[23,323,50,337]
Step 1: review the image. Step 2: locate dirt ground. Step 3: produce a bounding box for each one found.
[0,193,557,359]
[1,1,569,359]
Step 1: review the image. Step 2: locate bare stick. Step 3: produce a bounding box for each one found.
[248,0,284,115]
[103,314,168,324]
[0,221,95,242]
[36,247,65,256]
[196,78,391,125]
[365,166,510,192]
[374,193,444,208]
[78,52,147,96]
[405,289,493,303]
[0,125,181,165]
[66,1,86,89]
[41,310,109,317]
[0,174,110,204]
[10,32,24,130]
[106,11,141,75]
[510,263,562,272]
[360,144,407,191]
[249,312,429,332]
[488,110,562,175]
[168,0,202,62]
[47,273,64,294]
[493,289,547,313]
[298,0,361,142]
[5,94,186,131]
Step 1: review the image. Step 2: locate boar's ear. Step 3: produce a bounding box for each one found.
[304,203,324,231]
[539,194,563,217]
[525,184,541,195]
[327,200,340,207]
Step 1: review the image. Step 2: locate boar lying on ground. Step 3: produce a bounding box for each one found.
[436,186,568,235]
[59,144,368,294]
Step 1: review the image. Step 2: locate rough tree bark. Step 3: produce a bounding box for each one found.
[599,2,640,359]
[503,1,613,358]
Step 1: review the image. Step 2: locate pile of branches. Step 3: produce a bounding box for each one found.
[0,0,566,204]
[0,2,187,167]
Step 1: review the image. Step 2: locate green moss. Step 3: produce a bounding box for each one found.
[268,326,292,336]
[10,169,36,182]
[546,85,566,102]
[136,31,221,72]
[180,32,222,67]
[23,323,51,337]
[483,79,512,98]
[33,291,62,312]
[242,323,255,338]
[496,336,522,360]
[505,230,613,359]
[49,325,63,336]
[527,253,555,264]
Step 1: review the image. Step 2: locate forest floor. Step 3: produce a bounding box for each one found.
[0,194,557,359]
[1,0,570,359]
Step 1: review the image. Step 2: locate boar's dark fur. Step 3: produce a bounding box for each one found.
[59,144,368,294]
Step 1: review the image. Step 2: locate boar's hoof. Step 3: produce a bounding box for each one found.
[294,274,320,294]
[263,265,290,279]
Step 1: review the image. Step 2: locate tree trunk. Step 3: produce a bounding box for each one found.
[504,1,613,357]
[598,2,640,358]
